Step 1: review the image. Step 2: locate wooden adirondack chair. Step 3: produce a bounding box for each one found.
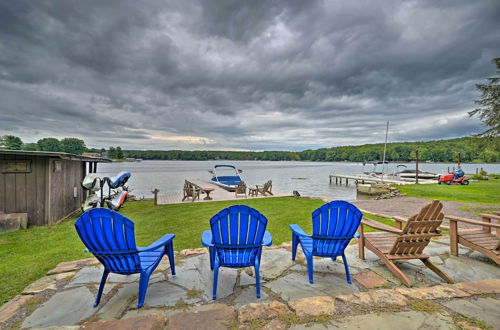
[74,208,176,308]
[446,213,500,265]
[290,200,362,284]
[358,200,453,286]
[257,180,273,196]
[201,205,272,299]
[235,181,247,198]
[182,181,200,202]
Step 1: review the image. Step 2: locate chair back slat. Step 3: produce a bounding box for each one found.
[390,200,444,255]
[311,201,362,257]
[210,205,268,267]
[75,208,141,274]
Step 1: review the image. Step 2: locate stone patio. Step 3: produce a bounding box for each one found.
[2,237,499,329]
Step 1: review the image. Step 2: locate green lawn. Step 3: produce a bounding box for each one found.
[0,197,392,305]
[397,179,500,205]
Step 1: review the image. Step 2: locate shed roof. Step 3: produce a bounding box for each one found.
[0,150,111,162]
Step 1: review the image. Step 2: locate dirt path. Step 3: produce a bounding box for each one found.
[352,197,498,228]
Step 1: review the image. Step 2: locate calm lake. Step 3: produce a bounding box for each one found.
[97,161,500,201]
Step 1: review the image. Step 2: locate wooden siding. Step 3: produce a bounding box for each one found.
[0,154,86,226]
[47,158,85,224]
[0,154,48,226]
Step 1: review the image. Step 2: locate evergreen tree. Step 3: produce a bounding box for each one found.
[116,146,124,159]
[469,58,500,138]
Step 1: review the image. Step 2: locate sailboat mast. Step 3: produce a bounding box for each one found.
[381,121,389,179]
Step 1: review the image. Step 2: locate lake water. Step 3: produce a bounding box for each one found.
[97,160,500,201]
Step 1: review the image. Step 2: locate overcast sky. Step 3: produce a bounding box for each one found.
[0,1,499,151]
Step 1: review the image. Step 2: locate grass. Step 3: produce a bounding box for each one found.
[0,197,392,305]
[397,179,500,205]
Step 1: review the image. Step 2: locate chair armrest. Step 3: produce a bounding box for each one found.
[392,216,408,230]
[361,217,402,234]
[445,215,500,228]
[201,230,214,247]
[479,213,500,221]
[289,224,310,238]
[262,231,272,246]
[138,233,175,252]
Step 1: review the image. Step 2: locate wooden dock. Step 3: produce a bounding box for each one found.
[157,180,291,205]
[329,173,436,186]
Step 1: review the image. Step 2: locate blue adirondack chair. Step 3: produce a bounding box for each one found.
[201,205,272,299]
[74,208,176,308]
[290,200,362,284]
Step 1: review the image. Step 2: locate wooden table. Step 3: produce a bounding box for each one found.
[186,179,215,200]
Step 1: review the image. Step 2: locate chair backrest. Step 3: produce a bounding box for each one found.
[235,181,247,194]
[311,200,362,257]
[210,205,268,267]
[264,180,272,193]
[389,200,444,255]
[74,208,141,274]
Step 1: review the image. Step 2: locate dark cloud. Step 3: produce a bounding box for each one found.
[0,0,499,150]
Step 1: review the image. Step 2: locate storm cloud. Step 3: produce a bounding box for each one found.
[0,0,499,150]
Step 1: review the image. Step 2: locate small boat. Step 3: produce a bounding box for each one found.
[394,165,438,180]
[209,165,242,191]
[363,161,389,176]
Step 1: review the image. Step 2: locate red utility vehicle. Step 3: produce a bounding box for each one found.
[437,173,469,185]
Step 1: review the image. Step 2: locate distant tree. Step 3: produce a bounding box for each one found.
[21,143,38,151]
[60,138,86,155]
[1,135,23,150]
[116,146,124,159]
[469,58,500,138]
[37,138,61,152]
[108,146,117,159]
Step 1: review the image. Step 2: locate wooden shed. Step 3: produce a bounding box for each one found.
[0,150,110,228]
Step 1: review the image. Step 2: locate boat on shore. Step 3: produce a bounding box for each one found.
[209,165,242,191]
[393,165,438,180]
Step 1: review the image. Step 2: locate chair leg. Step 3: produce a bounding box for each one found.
[341,253,352,284]
[93,269,110,307]
[138,270,153,308]
[254,260,261,299]
[358,226,365,260]
[209,247,215,270]
[421,258,454,284]
[381,256,412,286]
[167,242,176,275]
[292,234,298,261]
[212,260,220,300]
[306,254,314,284]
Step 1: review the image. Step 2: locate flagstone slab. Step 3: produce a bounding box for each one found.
[65,266,140,289]
[313,258,361,275]
[81,313,166,330]
[96,283,138,321]
[353,271,386,288]
[233,287,270,307]
[47,258,99,275]
[260,249,294,279]
[264,272,359,301]
[145,281,202,307]
[289,311,454,330]
[240,271,260,286]
[168,253,237,300]
[21,287,95,328]
[168,304,234,330]
[440,256,500,282]
[0,294,33,323]
[441,297,500,330]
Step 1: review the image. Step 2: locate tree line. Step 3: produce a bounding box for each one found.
[1,135,498,162]
[120,137,498,163]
